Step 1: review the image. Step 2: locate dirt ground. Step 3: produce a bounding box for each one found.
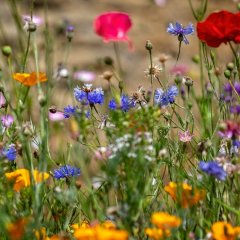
[0,0,238,92]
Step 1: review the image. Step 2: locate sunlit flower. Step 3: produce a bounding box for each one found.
[151,212,181,229]
[199,161,227,181]
[73,71,96,83]
[164,182,205,208]
[5,169,49,191]
[13,72,47,87]
[53,165,80,179]
[1,114,14,127]
[7,218,28,240]
[210,221,240,240]
[167,22,194,44]
[94,11,133,48]
[145,228,170,240]
[178,130,193,142]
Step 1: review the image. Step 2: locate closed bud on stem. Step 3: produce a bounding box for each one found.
[145,40,152,51]
[38,92,47,106]
[2,45,12,57]
[28,21,37,32]
[104,56,114,66]
[184,76,193,87]
[226,62,234,71]
[224,69,231,79]
[175,74,182,85]
[192,54,200,64]
[118,80,124,92]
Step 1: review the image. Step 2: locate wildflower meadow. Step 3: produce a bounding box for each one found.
[0,0,240,239]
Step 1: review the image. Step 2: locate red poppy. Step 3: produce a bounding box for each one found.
[94,11,132,48]
[197,10,240,47]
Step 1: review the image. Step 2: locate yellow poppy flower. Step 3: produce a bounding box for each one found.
[211,222,240,240]
[13,72,47,86]
[5,169,49,191]
[164,182,205,208]
[151,212,181,230]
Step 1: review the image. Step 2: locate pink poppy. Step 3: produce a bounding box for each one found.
[94,11,133,48]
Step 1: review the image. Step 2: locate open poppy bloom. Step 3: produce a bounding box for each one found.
[94,12,132,48]
[13,72,47,86]
[197,10,240,47]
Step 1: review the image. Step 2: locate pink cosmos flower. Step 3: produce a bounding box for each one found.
[73,71,96,83]
[48,111,65,122]
[178,130,193,142]
[1,114,14,127]
[94,11,133,48]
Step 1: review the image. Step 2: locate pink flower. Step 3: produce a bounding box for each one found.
[94,147,111,161]
[1,114,14,127]
[94,11,133,48]
[154,0,166,7]
[170,64,188,76]
[73,71,96,83]
[48,111,65,122]
[22,15,43,26]
[178,130,193,142]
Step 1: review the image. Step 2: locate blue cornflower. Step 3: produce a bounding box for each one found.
[199,161,227,181]
[53,165,80,179]
[154,86,178,107]
[63,105,76,118]
[121,95,132,112]
[167,22,194,44]
[74,84,104,105]
[2,145,17,161]
[108,99,117,110]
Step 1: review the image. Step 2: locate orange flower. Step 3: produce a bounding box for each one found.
[13,72,47,86]
[164,182,205,208]
[151,212,181,230]
[211,222,240,240]
[5,169,49,191]
[145,228,170,240]
[73,220,128,240]
[7,218,28,240]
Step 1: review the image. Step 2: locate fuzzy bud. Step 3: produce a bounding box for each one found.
[145,40,152,51]
[184,76,193,87]
[2,45,12,57]
[174,74,182,85]
[224,69,231,79]
[104,56,114,66]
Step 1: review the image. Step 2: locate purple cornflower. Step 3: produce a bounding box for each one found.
[63,105,76,118]
[167,22,194,44]
[199,161,227,181]
[74,84,104,105]
[1,115,14,127]
[108,99,117,110]
[121,95,132,112]
[230,105,240,115]
[53,165,80,179]
[2,145,17,161]
[154,86,178,107]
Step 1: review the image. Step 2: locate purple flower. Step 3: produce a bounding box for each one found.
[218,120,240,139]
[178,130,193,142]
[74,84,104,105]
[22,15,43,29]
[230,105,240,115]
[53,165,80,179]
[199,161,227,180]
[121,95,132,112]
[1,115,14,127]
[48,110,65,122]
[108,99,117,110]
[167,22,194,44]
[63,105,76,118]
[154,86,178,107]
[2,145,17,161]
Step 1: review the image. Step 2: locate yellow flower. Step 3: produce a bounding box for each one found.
[35,227,50,240]
[73,221,128,240]
[151,212,181,230]
[7,218,28,240]
[5,169,49,191]
[211,222,240,240]
[13,72,47,86]
[164,182,205,208]
[145,228,170,240]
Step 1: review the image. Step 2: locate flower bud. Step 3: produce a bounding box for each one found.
[192,54,200,64]
[66,25,74,41]
[237,3,240,11]
[28,21,37,32]
[145,40,153,51]
[104,56,114,66]
[38,93,47,106]
[184,76,193,87]
[2,45,12,57]
[224,69,231,79]
[226,62,234,71]
[102,71,113,81]
[174,74,182,85]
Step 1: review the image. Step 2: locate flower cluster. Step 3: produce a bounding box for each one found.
[1,144,17,161]
[53,165,80,179]
[154,86,178,107]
